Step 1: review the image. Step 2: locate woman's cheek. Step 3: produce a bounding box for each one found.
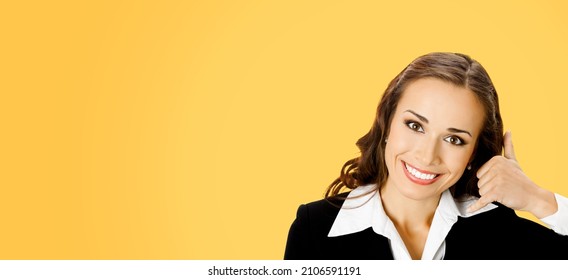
[446,148,473,174]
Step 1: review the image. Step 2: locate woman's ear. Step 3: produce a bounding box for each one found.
[467,151,476,171]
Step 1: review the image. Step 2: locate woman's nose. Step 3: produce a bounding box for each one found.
[414,136,441,166]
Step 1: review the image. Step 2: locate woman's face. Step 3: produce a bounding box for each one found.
[383,77,485,202]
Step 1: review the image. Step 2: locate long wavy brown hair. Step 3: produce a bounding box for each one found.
[325,52,503,200]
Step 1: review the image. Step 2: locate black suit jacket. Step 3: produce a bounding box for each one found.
[284,194,568,260]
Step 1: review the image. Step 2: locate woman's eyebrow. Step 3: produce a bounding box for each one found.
[405,110,428,123]
[448,128,472,137]
[405,109,473,137]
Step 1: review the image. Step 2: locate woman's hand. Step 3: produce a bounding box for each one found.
[467,131,558,219]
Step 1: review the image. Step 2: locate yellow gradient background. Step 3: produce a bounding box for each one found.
[1,1,567,259]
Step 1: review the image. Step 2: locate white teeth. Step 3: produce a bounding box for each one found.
[405,163,437,180]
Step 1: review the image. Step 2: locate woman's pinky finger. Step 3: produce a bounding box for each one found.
[467,195,492,213]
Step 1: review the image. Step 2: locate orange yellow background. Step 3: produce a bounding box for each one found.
[1,0,567,259]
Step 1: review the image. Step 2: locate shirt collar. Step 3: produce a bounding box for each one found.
[327,184,387,238]
[328,184,497,238]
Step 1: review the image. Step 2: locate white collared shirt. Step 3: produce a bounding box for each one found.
[328,184,568,260]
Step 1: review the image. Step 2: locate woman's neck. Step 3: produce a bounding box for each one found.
[380,180,440,227]
[379,180,442,259]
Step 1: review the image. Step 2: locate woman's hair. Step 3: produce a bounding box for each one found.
[326,52,503,199]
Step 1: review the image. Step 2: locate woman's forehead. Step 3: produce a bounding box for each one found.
[395,78,485,136]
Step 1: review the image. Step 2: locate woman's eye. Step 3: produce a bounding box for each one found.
[444,136,464,146]
[405,121,424,132]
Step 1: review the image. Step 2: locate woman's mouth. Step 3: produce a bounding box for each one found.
[402,161,441,185]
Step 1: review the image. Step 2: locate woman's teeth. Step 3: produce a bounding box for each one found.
[405,163,437,180]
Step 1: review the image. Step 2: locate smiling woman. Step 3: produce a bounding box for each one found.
[284,52,568,260]
[383,78,484,204]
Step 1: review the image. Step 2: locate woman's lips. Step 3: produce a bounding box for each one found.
[402,161,442,185]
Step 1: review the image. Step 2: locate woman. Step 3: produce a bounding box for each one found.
[284,52,568,260]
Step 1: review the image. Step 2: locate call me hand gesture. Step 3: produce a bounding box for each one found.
[467,131,558,219]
